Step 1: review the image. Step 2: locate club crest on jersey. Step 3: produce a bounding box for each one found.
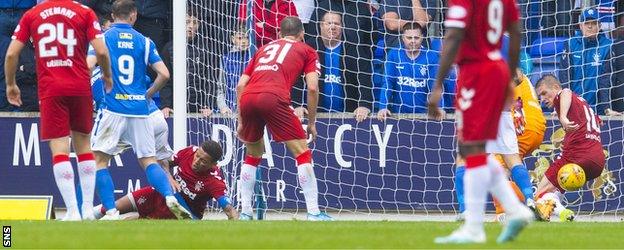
[420,65,428,76]
[458,88,475,111]
[592,52,602,66]
[194,181,204,192]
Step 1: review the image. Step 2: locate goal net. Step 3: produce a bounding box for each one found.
[180,0,623,218]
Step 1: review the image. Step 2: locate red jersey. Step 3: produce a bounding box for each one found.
[242,38,319,101]
[12,0,102,99]
[554,91,603,154]
[171,146,227,219]
[444,0,520,65]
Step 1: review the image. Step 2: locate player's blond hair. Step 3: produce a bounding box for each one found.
[536,74,561,90]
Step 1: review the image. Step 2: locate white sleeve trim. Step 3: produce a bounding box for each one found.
[444,20,466,28]
[145,37,151,65]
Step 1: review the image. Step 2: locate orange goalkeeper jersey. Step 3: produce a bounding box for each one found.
[513,76,546,135]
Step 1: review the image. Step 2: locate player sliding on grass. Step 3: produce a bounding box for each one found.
[236,16,332,221]
[534,75,606,221]
[93,140,238,220]
[428,0,534,244]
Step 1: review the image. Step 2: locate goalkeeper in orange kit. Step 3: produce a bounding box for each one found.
[492,69,546,220]
[454,69,545,221]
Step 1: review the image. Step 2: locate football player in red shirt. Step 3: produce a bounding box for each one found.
[93,140,238,220]
[428,0,533,243]
[534,74,606,221]
[235,17,331,221]
[4,0,112,221]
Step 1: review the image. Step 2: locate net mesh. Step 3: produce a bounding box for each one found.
[183,0,623,217]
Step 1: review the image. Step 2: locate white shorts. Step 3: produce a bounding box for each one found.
[486,111,519,155]
[91,110,155,158]
[150,110,173,161]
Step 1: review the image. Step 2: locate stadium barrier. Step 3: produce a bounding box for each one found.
[0,113,621,215]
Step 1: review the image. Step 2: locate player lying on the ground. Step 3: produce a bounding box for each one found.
[86,0,189,220]
[93,141,238,220]
[533,74,606,221]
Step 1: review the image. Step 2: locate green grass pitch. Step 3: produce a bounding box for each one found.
[2,220,623,248]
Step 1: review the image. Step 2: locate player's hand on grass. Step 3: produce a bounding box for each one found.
[427,85,443,121]
[200,108,213,117]
[377,109,391,121]
[307,124,318,141]
[161,107,173,118]
[560,117,579,132]
[353,107,370,122]
[6,84,22,107]
[294,107,308,121]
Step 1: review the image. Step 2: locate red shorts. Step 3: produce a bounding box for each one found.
[545,148,606,192]
[130,187,176,219]
[39,96,94,140]
[455,61,510,142]
[238,92,306,142]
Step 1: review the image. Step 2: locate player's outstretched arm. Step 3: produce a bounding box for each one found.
[89,38,113,92]
[4,40,25,106]
[304,72,319,140]
[428,27,463,120]
[147,62,170,99]
[223,204,239,220]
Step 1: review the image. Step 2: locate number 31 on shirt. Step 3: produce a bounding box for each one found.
[258,43,293,64]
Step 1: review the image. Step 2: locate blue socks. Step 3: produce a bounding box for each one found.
[95,169,116,211]
[145,163,174,197]
[455,166,466,213]
[510,164,534,202]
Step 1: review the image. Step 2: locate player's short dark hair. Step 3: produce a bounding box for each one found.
[401,22,425,35]
[280,16,304,37]
[201,140,223,164]
[112,0,137,21]
[536,74,561,89]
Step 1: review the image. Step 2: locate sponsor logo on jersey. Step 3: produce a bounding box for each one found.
[119,33,133,39]
[255,64,279,72]
[115,94,146,101]
[46,59,73,68]
[324,74,342,84]
[397,76,426,88]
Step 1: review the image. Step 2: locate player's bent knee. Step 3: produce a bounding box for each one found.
[93,151,112,169]
[138,157,158,168]
[284,139,309,156]
[48,137,71,155]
